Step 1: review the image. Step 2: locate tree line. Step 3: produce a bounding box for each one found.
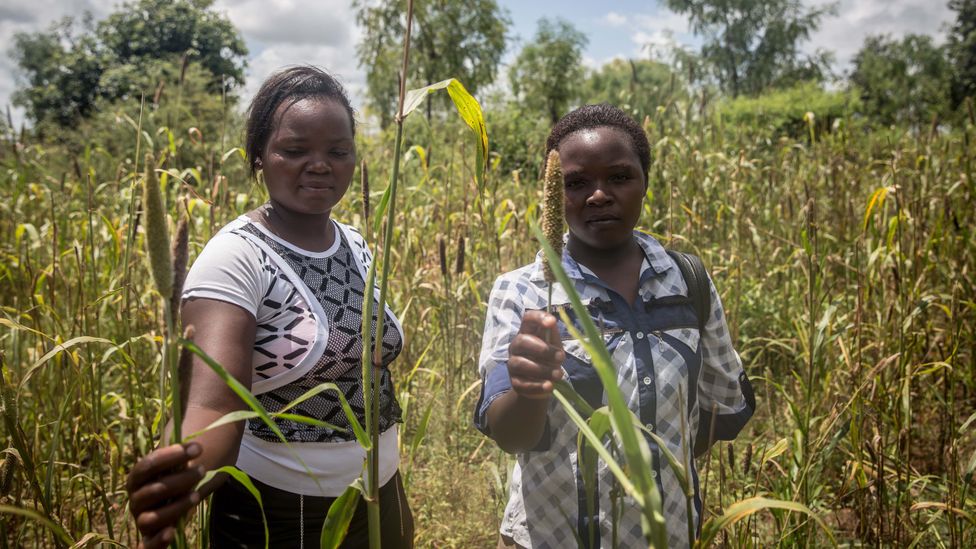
[8,0,976,136]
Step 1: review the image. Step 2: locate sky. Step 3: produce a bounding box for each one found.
[0,0,956,128]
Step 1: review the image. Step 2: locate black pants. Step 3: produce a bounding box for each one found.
[210,471,414,548]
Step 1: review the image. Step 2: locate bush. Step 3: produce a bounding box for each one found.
[716,82,861,138]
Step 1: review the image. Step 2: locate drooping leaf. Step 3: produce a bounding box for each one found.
[697,496,835,548]
[320,479,365,549]
[402,78,488,190]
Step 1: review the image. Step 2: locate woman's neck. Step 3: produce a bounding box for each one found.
[567,235,644,303]
[257,200,335,252]
[567,234,641,273]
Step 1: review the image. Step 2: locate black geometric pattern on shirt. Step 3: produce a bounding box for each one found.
[248,365,402,443]
[238,223,403,443]
[227,242,314,380]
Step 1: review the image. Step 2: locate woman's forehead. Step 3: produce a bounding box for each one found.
[559,127,637,158]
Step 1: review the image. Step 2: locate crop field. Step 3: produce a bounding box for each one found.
[0,84,973,548]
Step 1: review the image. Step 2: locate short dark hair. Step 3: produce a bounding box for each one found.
[244,65,355,177]
[545,104,650,181]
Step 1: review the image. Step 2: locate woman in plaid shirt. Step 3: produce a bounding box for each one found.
[475,104,754,548]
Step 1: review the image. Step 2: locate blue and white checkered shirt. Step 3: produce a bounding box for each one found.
[475,231,754,548]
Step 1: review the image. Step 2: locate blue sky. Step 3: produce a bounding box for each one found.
[0,0,956,127]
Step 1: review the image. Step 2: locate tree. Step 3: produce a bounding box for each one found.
[582,59,685,119]
[354,0,509,127]
[12,0,246,128]
[508,18,588,124]
[12,17,105,128]
[664,0,836,97]
[850,34,951,127]
[948,0,976,108]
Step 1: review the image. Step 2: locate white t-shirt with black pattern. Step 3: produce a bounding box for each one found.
[182,216,403,497]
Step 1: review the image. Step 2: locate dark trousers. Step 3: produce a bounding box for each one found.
[210,471,414,548]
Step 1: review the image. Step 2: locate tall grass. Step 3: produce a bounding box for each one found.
[0,80,973,547]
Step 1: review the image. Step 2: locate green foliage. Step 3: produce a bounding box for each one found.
[581,59,687,120]
[717,81,860,137]
[12,17,104,129]
[97,0,247,92]
[482,96,550,178]
[664,0,836,97]
[948,0,976,107]
[354,0,509,127]
[850,34,952,127]
[509,18,588,124]
[11,0,246,129]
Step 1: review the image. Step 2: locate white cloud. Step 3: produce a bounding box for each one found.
[213,0,356,47]
[212,0,365,114]
[601,8,695,61]
[603,12,627,28]
[806,0,954,71]
[241,42,366,113]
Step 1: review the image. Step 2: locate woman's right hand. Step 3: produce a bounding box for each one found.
[127,442,205,549]
[507,310,565,399]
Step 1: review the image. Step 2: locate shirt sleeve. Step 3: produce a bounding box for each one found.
[695,274,755,451]
[472,274,525,435]
[181,232,267,318]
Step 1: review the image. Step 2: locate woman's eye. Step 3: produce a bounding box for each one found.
[283,148,305,155]
[564,179,585,189]
[331,149,351,158]
[610,173,629,182]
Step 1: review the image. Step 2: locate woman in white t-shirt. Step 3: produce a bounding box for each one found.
[126,66,413,549]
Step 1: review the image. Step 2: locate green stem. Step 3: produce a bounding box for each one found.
[366,4,414,548]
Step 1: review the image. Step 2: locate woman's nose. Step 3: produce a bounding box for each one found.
[586,184,611,205]
[307,155,331,173]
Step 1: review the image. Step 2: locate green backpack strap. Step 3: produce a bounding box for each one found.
[666,250,711,331]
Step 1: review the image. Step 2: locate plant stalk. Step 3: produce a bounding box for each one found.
[366,2,415,548]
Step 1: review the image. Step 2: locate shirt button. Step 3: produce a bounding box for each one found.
[645,423,654,431]
[650,470,658,478]
[643,376,653,386]
[636,332,645,340]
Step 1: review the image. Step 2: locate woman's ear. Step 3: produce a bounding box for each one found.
[254,158,263,170]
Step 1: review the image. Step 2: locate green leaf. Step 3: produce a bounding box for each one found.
[20,336,117,390]
[274,382,366,447]
[185,410,260,440]
[0,505,73,546]
[198,467,269,549]
[697,496,835,548]
[551,387,638,502]
[402,78,488,190]
[372,181,393,237]
[320,479,365,549]
[180,338,289,444]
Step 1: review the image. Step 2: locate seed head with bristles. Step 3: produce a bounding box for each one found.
[542,149,564,284]
[143,153,173,299]
[438,235,448,279]
[360,158,370,222]
[170,210,189,317]
[455,234,465,275]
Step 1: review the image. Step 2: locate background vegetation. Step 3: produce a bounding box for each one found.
[1,0,974,546]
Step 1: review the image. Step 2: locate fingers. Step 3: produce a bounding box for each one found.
[138,526,175,549]
[509,311,565,399]
[127,443,201,493]
[129,465,205,515]
[135,492,200,539]
[508,356,563,399]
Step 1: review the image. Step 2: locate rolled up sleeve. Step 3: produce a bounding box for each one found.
[695,276,755,452]
[473,275,526,435]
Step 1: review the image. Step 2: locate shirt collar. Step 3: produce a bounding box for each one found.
[528,231,673,283]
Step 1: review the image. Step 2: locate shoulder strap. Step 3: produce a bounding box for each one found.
[666,250,711,331]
